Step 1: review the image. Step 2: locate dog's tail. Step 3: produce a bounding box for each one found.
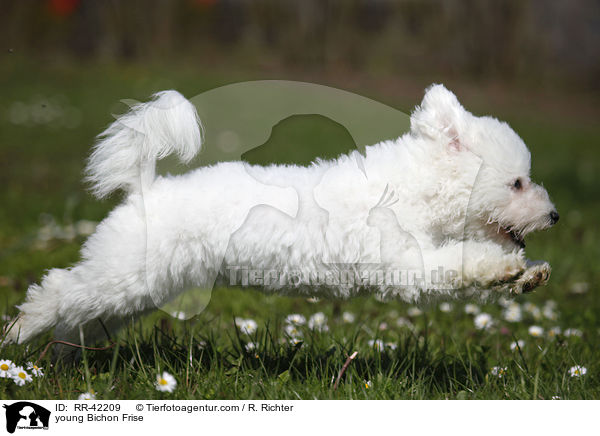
[85,90,202,198]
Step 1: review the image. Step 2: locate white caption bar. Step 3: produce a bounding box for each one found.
[0,400,595,435]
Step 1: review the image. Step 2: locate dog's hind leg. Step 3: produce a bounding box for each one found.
[4,268,72,345]
[6,253,149,346]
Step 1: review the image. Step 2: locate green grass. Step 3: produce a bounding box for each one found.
[0,61,598,400]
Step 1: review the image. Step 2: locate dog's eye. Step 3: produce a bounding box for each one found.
[512,178,522,190]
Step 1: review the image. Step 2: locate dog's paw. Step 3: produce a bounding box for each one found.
[511,261,551,295]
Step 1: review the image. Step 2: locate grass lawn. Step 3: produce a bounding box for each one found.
[0,60,598,400]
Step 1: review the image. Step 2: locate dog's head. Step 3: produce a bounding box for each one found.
[410,84,558,248]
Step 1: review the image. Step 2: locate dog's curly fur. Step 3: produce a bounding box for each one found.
[4,84,558,347]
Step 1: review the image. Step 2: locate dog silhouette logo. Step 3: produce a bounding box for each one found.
[2,402,50,433]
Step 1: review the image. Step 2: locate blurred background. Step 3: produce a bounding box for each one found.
[1,0,599,313]
[0,1,599,399]
[2,0,599,89]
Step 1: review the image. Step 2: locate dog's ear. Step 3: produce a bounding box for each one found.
[410,84,467,151]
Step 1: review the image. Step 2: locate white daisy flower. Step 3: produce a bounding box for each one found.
[490,366,507,378]
[75,220,97,236]
[439,302,453,313]
[523,302,542,320]
[464,304,480,315]
[503,303,522,322]
[570,282,589,294]
[407,307,422,317]
[551,396,561,400]
[235,318,258,335]
[170,311,187,320]
[564,328,583,338]
[285,314,306,326]
[396,317,413,328]
[0,359,15,378]
[568,365,587,377]
[474,313,493,330]
[510,340,525,351]
[78,391,96,400]
[386,342,397,351]
[308,312,329,332]
[368,339,385,352]
[245,342,257,352]
[548,326,562,338]
[9,366,33,386]
[528,325,544,337]
[154,371,177,392]
[378,322,388,331]
[543,306,558,321]
[284,324,303,338]
[497,297,513,308]
[364,380,372,389]
[342,312,355,323]
[288,337,303,346]
[26,362,44,377]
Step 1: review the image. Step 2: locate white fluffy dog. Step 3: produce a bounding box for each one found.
[5,84,558,346]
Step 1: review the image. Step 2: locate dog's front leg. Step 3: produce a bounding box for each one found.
[452,241,528,289]
[505,260,551,294]
[418,241,524,293]
[462,243,551,294]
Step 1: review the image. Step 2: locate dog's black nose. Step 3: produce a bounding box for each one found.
[549,210,559,224]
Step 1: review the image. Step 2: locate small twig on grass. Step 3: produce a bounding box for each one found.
[37,339,115,363]
[333,351,358,391]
